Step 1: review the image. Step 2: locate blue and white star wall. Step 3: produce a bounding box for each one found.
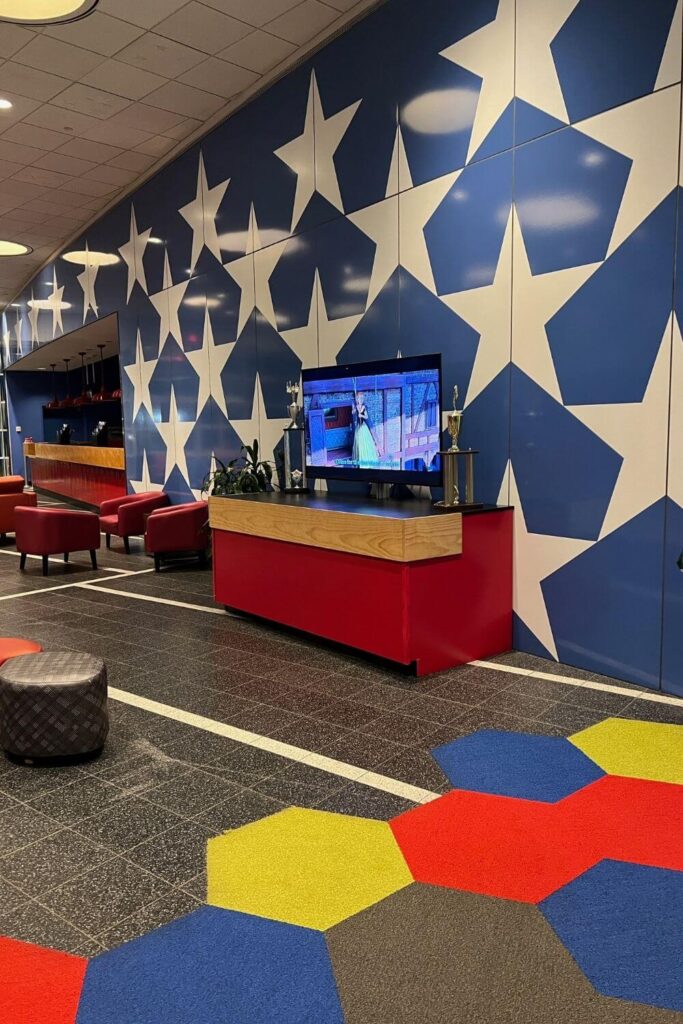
[2,0,682,695]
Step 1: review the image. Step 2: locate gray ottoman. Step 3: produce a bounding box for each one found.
[0,652,108,764]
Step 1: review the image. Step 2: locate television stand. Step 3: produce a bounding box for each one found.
[370,482,392,501]
[209,492,513,675]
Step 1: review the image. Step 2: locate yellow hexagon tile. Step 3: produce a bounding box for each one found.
[569,718,683,786]
[206,807,413,931]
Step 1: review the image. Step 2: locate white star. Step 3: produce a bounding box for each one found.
[385,124,412,198]
[2,325,10,366]
[28,291,40,348]
[567,318,672,539]
[180,151,230,271]
[156,385,194,490]
[185,305,234,420]
[580,85,680,257]
[118,205,151,301]
[230,370,264,454]
[512,213,599,402]
[441,210,513,407]
[13,310,23,355]
[515,0,579,124]
[348,195,399,309]
[76,243,98,323]
[655,0,682,90]
[275,70,360,231]
[129,450,163,495]
[441,0,515,162]
[507,462,592,659]
[224,208,286,338]
[46,268,65,339]
[316,274,364,367]
[123,328,156,421]
[150,251,189,357]
[399,170,460,293]
[668,312,683,508]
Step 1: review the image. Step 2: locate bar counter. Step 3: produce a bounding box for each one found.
[26,442,127,510]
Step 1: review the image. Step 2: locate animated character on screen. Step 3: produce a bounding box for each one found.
[352,388,378,466]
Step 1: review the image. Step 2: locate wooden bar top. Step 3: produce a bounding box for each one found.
[209,491,464,562]
[28,443,125,472]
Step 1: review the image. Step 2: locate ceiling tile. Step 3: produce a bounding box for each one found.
[0,195,22,215]
[87,163,138,186]
[81,120,153,149]
[43,11,144,58]
[154,2,252,55]
[40,189,101,212]
[80,59,168,101]
[0,140,44,166]
[144,79,225,118]
[0,62,71,103]
[55,138,124,164]
[2,178,48,201]
[97,0,190,30]
[179,56,258,98]
[0,207,46,226]
[2,122,71,152]
[201,0,300,27]
[33,152,99,176]
[43,212,85,230]
[134,134,177,156]
[25,104,102,138]
[218,29,295,73]
[161,115,203,140]
[0,92,42,130]
[52,84,132,120]
[60,177,118,198]
[11,36,104,80]
[324,0,362,8]
[108,150,156,172]
[109,102,185,134]
[117,32,205,78]
[0,25,36,60]
[0,158,24,181]
[19,166,73,188]
[266,0,339,44]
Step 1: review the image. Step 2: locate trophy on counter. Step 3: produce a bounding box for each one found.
[435,383,482,512]
[283,380,309,494]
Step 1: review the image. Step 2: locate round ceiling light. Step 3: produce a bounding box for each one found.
[0,240,32,256]
[0,1,98,24]
[0,98,12,110]
[28,298,71,311]
[62,249,119,267]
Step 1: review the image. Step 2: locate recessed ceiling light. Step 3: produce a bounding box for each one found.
[0,240,32,257]
[28,298,71,311]
[62,250,119,267]
[148,237,164,245]
[0,98,12,110]
[0,0,98,24]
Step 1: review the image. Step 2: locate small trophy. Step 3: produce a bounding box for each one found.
[447,385,462,452]
[283,380,309,493]
[286,380,301,428]
[435,382,482,511]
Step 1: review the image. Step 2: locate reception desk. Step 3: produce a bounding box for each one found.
[26,442,126,510]
[210,492,513,675]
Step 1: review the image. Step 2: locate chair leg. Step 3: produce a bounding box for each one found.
[0,533,6,545]
[64,552,69,563]
[105,534,111,549]
[19,552,26,570]
[90,550,97,570]
[154,553,161,572]
[42,555,48,576]
[123,536,130,555]
[198,549,207,568]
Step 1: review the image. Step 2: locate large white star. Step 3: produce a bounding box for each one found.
[13,310,23,356]
[512,213,600,402]
[515,0,579,124]
[668,312,683,508]
[46,268,65,339]
[224,208,286,338]
[316,274,364,367]
[275,70,360,231]
[150,251,189,358]
[77,244,98,323]
[348,195,399,309]
[441,0,515,162]
[399,170,461,293]
[230,370,263,453]
[156,385,194,490]
[118,205,151,301]
[123,328,156,421]
[185,305,234,420]
[2,325,10,366]
[580,84,680,257]
[567,318,672,539]
[28,291,40,348]
[385,124,412,198]
[655,0,682,90]
[441,210,513,407]
[506,462,592,659]
[179,151,230,271]
[129,450,163,495]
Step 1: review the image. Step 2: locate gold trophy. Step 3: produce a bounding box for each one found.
[447,385,462,452]
[435,383,481,510]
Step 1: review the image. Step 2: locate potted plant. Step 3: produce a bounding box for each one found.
[202,439,274,497]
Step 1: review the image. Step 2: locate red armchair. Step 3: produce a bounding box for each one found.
[15,506,101,576]
[0,491,37,543]
[100,491,169,553]
[145,501,209,571]
[0,476,25,495]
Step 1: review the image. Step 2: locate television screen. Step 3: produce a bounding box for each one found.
[302,354,442,485]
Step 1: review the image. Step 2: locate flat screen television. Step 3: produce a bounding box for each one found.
[302,353,442,486]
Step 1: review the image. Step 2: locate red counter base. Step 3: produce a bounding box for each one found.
[213,508,512,675]
[31,458,126,511]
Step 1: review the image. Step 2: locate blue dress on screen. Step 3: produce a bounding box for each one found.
[352,403,378,466]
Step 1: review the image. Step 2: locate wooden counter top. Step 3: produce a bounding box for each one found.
[28,443,125,472]
[209,492,463,562]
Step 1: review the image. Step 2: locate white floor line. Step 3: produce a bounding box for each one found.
[0,548,136,574]
[78,582,226,615]
[473,660,683,709]
[0,568,157,603]
[109,687,439,805]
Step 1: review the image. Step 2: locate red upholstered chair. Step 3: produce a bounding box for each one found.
[0,638,43,665]
[15,506,101,576]
[0,476,25,495]
[99,491,169,553]
[145,501,209,571]
[0,491,37,543]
